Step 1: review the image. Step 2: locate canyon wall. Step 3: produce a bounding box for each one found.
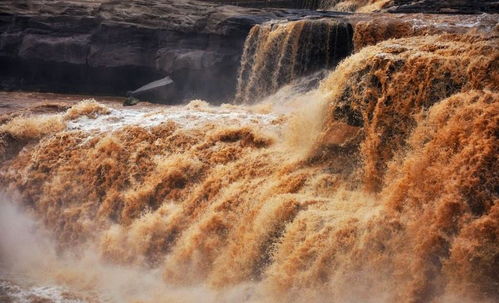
[0,0,349,103]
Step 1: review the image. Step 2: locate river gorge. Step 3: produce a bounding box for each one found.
[0,1,497,302]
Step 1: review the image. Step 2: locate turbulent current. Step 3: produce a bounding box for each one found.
[235,19,352,104]
[0,17,498,303]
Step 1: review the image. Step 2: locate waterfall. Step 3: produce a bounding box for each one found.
[235,19,352,103]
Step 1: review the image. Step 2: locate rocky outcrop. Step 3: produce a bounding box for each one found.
[0,0,349,104]
[349,13,498,50]
[223,0,499,13]
[386,0,499,14]
[1,0,496,104]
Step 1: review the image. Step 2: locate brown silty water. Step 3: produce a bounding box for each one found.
[318,0,391,12]
[235,19,353,104]
[0,18,497,303]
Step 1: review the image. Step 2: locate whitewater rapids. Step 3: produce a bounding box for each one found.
[0,32,497,303]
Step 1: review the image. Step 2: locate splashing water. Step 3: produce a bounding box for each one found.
[0,29,497,303]
[235,19,353,104]
[319,0,391,12]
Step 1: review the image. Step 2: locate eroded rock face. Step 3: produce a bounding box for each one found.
[1,0,496,104]
[228,0,499,13]
[0,0,249,102]
[0,0,350,103]
[387,0,499,14]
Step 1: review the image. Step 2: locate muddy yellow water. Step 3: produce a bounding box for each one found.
[0,33,497,303]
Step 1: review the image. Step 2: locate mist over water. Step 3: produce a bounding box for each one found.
[0,200,234,303]
[0,12,497,303]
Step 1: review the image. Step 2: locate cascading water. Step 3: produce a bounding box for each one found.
[318,0,390,12]
[235,19,353,104]
[0,13,497,303]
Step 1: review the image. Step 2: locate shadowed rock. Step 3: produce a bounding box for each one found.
[1,0,495,104]
[386,0,499,14]
[0,0,350,104]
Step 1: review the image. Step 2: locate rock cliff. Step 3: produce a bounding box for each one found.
[1,0,496,104]
[0,0,349,103]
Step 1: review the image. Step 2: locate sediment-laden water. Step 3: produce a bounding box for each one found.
[0,15,497,303]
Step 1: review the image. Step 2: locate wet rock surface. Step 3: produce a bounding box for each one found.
[201,0,499,13]
[387,0,499,14]
[0,0,349,103]
[1,0,497,104]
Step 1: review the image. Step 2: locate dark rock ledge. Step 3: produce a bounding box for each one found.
[386,0,499,14]
[1,1,496,104]
[0,0,350,104]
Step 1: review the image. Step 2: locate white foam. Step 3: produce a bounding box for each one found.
[0,280,85,303]
[66,105,281,134]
